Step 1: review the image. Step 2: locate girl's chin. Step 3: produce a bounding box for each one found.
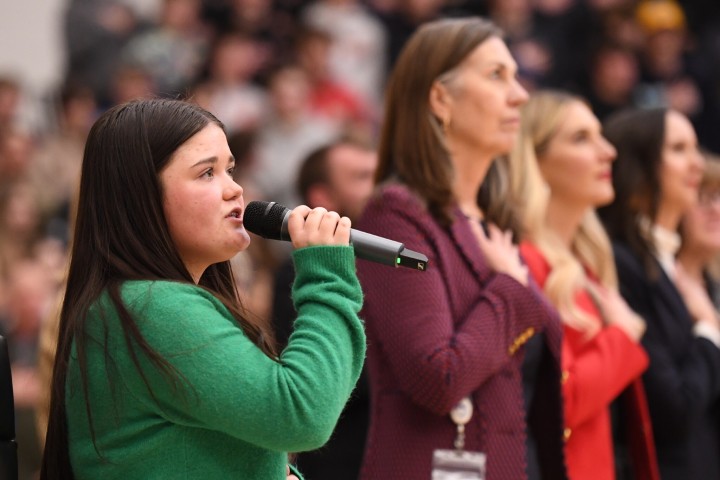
[234,230,252,247]
[224,239,252,260]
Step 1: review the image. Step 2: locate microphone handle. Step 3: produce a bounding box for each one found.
[277,204,428,271]
[350,229,404,267]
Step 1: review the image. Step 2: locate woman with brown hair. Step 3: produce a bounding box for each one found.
[356,17,566,480]
[598,107,720,480]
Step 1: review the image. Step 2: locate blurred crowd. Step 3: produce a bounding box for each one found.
[1,0,720,478]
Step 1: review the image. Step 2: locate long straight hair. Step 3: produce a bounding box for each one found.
[40,99,276,479]
[597,107,668,278]
[376,17,522,234]
[511,90,618,334]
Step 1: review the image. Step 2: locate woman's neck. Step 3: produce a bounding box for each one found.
[448,141,494,219]
[654,203,682,232]
[544,196,586,248]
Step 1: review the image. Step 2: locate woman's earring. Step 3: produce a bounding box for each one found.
[443,116,451,135]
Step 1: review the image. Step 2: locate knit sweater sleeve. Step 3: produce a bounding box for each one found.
[114,245,364,453]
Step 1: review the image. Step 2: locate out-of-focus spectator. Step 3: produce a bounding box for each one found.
[0,183,42,278]
[193,31,267,135]
[487,0,596,91]
[64,0,142,107]
[109,63,157,105]
[633,0,701,115]
[370,0,447,72]
[3,260,54,400]
[121,0,210,98]
[296,140,378,223]
[583,44,640,121]
[0,178,66,479]
[228,128,260,189]
[0,130,34,192]
[302,0,387,115]
[633,0,720,156]
[122,0,163,21]
[3,259,56,480]
[0,76,22,133]
[588,0,636,12]
[591,3,645,52]
[203,0,300,83]
[295,26,375,138]
[488,0,533,40]
[29,83,96,224]
[250,65,339,211]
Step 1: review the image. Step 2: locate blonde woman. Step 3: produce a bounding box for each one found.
[511,91,659,480]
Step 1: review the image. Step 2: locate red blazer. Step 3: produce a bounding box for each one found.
[521,242,659,480]
[356,184,567,480]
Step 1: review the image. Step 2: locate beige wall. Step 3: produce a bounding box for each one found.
[0,0,66,131]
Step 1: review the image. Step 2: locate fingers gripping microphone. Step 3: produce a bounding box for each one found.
[243,201,429,271]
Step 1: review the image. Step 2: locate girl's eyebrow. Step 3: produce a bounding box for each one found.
[191,156,217,168]
[190,155,236,169]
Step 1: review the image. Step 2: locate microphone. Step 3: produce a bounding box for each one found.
[243,201,429,271]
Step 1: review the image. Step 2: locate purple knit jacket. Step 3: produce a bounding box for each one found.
[357,183,567,480]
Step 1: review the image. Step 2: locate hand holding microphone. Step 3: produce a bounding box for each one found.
[244,201,429,271]
[286,205,352,248]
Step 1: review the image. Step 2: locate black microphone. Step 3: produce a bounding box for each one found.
[243,201,429,271]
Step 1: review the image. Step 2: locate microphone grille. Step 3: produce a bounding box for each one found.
[243,201,288,240]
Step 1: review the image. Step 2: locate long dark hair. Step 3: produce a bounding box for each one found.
[377,17,520,233]
[597,107,668,277]
[40,99,275,478]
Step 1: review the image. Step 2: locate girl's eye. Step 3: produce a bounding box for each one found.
[227,166,235,176]
[201,168,214,178]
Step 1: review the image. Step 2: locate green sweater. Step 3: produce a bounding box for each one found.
[66,246,365,479]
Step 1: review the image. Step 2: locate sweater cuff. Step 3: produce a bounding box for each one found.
[292,245,356,275]
[693,321,720,348]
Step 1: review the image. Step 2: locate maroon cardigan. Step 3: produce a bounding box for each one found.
[356,184,567,480]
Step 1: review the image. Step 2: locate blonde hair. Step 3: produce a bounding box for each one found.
[511,90,618,334]
[700,151,720,193]
[697,151,720,279]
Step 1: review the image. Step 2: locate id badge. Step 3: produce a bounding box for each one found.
[431,449,486,480]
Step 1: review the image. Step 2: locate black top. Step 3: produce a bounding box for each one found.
[614,242,720,479]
